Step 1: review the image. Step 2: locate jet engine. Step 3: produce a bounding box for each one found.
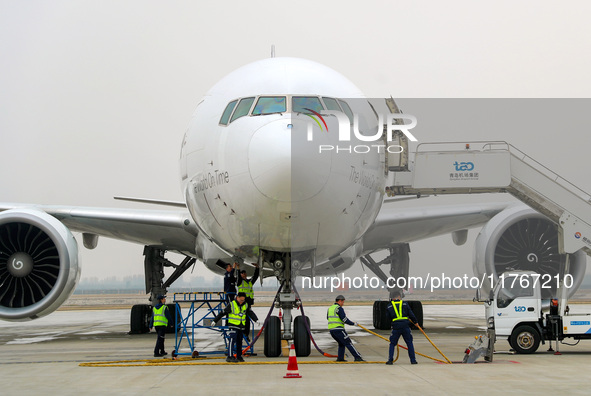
[0,209,80,321]
[474,205,586,299]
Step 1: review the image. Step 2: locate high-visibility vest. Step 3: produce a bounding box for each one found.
[153,305,169,327]
[238,279,254,299]
[327,303,344,330]
[228,300,248,327]
[391,300,408,322]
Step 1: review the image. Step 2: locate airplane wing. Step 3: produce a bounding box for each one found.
[362,201,513,252]
[0,203,198,254]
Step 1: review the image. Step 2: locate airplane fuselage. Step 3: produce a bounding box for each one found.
[180,58,387,271]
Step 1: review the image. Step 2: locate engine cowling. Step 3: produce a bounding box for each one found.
[474,205,586,299]
[0,208,80,321]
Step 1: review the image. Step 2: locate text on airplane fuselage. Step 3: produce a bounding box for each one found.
[349,166,378,189]
[195,170,230,192]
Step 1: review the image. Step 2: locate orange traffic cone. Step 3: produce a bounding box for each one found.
[283,344,302,378]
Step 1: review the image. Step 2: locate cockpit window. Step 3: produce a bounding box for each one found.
[322,97,342,112]
[292,96,324,114]
[230,97,255,122]
[219,100,238,125]
[338,99,354,123]
[252,96,286,115]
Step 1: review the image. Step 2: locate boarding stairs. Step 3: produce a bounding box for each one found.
[388,141,591,256]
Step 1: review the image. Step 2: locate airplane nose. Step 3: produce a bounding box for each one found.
[248,119,332,202]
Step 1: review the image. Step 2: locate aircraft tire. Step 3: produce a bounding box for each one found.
[130,304,150,334]
[165,303,181,334]
[264,315,282,357]
[406,300,424,329]
[373,301,391,330]
[294,315,311,357]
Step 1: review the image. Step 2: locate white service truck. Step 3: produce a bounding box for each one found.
[480,270,591,354]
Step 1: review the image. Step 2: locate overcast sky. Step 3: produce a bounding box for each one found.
[1,1,590,284]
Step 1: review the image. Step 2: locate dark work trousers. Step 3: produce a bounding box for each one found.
[389,326,416,363]
[329,328,362,360]
[154,326,166,355]
[228,328,244,358]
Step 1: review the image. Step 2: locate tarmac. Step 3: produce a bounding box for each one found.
[2,303,591,395]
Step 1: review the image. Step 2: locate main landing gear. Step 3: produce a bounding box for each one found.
[129,246,195,334]
[361,244,423,330]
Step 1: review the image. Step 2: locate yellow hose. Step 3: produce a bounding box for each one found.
[411,321,452,364]
[357,323,452,364]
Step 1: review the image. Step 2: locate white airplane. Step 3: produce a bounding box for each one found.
[0,57,585,356]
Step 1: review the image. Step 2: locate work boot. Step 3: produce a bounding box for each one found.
[154,353,163,358]
[411,361,418,364]
[354,357,365,362]
[385,360,393,365]
[336,358,347,362]
[161,351,168,356]
[226,356,238,363]
[237,356,245,362]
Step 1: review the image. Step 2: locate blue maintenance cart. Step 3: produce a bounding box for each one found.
[171,292,255,358]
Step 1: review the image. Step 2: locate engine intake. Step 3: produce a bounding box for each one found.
[474,205,586,299]
[0,209,80,320]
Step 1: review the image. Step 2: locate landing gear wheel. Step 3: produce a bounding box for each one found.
[372,301,391,330]
[172,350,177,359]
[407,301,423,329]
[373,300,424,330]
[294,315,311,357]
[510,325,540,354]
[264,315,282,357]
[191,350,199,358]
[166,303,181,334]
[130,304,151,334]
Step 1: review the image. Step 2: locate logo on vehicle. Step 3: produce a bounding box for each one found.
[575,232,582,239]
[453,161,474,171]
[514,306,526,312]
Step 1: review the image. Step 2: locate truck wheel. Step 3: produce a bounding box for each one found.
[508,338,516,351]
[510,325,540,354]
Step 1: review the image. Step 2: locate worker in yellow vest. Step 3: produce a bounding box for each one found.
[386,291,418,365]
[213,292,259,363]
[236,263,259,306]
[236,263,259,340]
[327,295,364,362]
[149,295,172,357]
